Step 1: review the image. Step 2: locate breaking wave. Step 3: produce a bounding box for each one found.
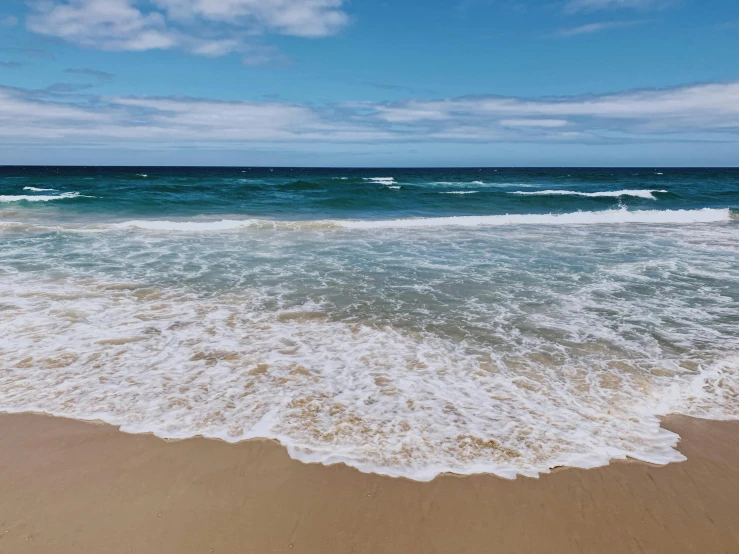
[0,192,84,202]
[510,189,668,200]
[1,208,731,234]
[339,208,731,229]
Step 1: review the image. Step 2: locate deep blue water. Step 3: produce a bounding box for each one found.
[1,167,737,222]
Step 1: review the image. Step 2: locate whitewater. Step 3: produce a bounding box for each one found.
[1,166,738,480]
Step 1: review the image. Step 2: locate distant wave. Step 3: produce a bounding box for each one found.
[364,177,396,184]
[434,181,485,185]
[23,186,56,192]
[434,181,537,188]
[510,189,668,200]
[91,208,733,233]
[440,191,479,195]
[0,192,84,202]
[481,182,540,188]
[386,185,401,190]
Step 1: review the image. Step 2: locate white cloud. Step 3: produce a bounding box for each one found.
[27,0,175,52]
[0,87,387,143]
[26,0,348,59]
[370,82,739,135]
[152,0,348,37]
[1,81,739,148]
[557,20,644,36]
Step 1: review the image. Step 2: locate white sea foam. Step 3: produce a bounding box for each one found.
[339,208,730,229]
[13,208,731,234]
[433,181,537,187]
[510,189,668,200]
[0,192,83,202]
[386,185,401,189]
[440,191,479,195]
[1,220,738,481]
[489,182,539,188]
[364,177,396,184]
[23,186,56,192]
[113,219,263,231]
[0,275,736,480]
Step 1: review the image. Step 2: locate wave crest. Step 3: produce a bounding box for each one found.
[0,192,83,202]
[339,208,730,229]
[3,208,731,233]
[510,189,668,200]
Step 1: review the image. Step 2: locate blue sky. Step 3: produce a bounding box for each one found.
[0,0,738,166]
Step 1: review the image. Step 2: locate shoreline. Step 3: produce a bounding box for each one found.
[0,407,688,481]
[1,413,738,553]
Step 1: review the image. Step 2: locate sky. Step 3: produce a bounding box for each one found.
[0,0,738,166]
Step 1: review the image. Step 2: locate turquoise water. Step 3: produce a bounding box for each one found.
[1,167,738,479]
[1,167,737,222]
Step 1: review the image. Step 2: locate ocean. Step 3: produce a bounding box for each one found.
[1,166,737,480]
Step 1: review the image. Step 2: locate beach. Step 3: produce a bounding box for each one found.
[2,0,739,547]
[2,167,738,552]
[1,412,737,553]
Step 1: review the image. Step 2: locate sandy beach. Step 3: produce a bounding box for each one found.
[0,413,736,553]
[3,0,739,547]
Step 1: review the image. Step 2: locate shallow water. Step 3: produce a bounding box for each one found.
[1,167,738,479]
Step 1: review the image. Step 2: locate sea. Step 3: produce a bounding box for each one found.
[1,166,738,480]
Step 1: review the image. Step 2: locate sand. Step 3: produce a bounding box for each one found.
[0,413,737,553]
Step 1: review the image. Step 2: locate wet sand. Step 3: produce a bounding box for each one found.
[0,413,737,553]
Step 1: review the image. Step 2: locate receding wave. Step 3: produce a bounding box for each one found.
[5,208,729,234]
[1,274,737,481]
[111,218,349,232]
[23,186,57,192]
[340,208,731,229]
[510,189,668,200]
[0,192,84,202]
[114,219,278,231]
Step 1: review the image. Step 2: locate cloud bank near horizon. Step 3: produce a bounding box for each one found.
[1,80,738,150]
